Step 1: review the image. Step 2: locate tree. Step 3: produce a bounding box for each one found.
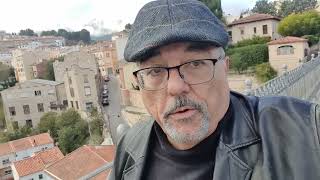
[79,29,91,43]
[56,109,82,129]
[278,10,320,37]
[19,28,36,36]
[125,23,132,31]
[278,0,318,17]
[38,112,58,140]
[41,30,57,36]
[255,63,277,83]
[44,61,55,81]
[88,108,104,145]
[199,0,223,20]
[251,0,278,16]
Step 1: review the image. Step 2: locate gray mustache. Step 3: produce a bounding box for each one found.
[163,96,203,119]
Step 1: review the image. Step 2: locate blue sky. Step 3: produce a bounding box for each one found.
[0,0,257,35]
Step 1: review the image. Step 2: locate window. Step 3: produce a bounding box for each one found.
[23,105,30,114]
[37,103,44,112]
[39,174,43,179]
[240,29,244,35]
[4,170,11,175]
[2,159,10,165]
[253,27,257,34]
[263,25,268,34]
[277,45,294,55]
[76,101,79,109]
[9,107,16,116]
[34,90,41,96]
[84,86,91,96]
[106,52,110,57]
[50,102,57,110]
[63,100,68,107]
[26,119,33,127]
[70,88,74,97]
[228,31,232,40]
[86,102,93,111]
[70,101,74,108]
[84,75,89,83]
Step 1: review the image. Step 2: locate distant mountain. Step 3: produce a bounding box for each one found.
[91,34,112,41]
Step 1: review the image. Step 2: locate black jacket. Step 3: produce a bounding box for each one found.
[110,92,320,180]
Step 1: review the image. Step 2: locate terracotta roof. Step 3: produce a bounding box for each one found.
[267,36,308,45]
[91,169,112,180]
[13,147,63,177]
[45,145,115,179]
[228,13,281,26]
[0,133,54,156]
[34,147,64,165]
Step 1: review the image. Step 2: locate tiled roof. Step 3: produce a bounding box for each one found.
[13,147,63,177]
[45,145,115,179]
[267,36,308,45]
[0,133,54,156]
[228,13,281,26]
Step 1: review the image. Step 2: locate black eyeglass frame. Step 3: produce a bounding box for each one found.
[132,58,220,90]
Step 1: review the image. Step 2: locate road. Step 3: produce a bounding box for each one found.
[101,75,127,144]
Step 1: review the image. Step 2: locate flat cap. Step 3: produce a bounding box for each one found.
[124,0,229,62]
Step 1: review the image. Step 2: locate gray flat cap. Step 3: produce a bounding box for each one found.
[124,0,229,62]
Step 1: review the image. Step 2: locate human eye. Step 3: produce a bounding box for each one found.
[189,60,206,67]
[145,68,165,76]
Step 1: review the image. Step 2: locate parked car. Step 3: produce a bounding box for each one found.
[102,98,109,106]
[103,84,108,90]
[104,75,110,82]
[102,90,108,98]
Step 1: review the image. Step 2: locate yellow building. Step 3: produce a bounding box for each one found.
[268,36,309,72]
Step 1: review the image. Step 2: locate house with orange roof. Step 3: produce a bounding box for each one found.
[268,36,310,72]
[11,147,63,180]
[0,133,54,180]
[44,145,115,180]
[227,13,282,44]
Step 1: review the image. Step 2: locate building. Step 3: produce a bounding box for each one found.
[84,41,117,76]
[0,133,54,180]
[227,13,281,44]
[1,79,67,128]
[268,36,309,72]
[11,147,63,180]
[44,145,115,180]
[12,49,60,82]
[53,51,100,116]
[0,52,12,67]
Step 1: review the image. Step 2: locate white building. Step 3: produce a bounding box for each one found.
[0,133,54,180]
[1,79,67,128]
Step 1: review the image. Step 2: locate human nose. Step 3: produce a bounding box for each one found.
[166,68,190,96]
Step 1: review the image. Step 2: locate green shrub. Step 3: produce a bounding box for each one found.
[228,44,269,73]
[302,35,319,46]
[255,63,277,83]
[232,36,271,48]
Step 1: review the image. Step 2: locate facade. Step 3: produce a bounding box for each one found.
[1,79,67,128]
[53,51,100,116]
[11,147,63,180]
[0,52,12,66]
[268,36,309,72]
[0,133,54,180]
[12,49,60,82]
[84,41,117,76]
[44,145,114,180]
[227,13,281,44]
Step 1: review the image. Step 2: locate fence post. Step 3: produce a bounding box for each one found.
[244,79,253,96]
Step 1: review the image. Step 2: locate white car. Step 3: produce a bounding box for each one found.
[103,84,108,90]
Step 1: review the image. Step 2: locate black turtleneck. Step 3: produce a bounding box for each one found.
[142,105,232,180]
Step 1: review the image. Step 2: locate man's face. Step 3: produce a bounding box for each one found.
[137,42,230,149]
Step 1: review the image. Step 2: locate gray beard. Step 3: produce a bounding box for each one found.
[162,96,210,145]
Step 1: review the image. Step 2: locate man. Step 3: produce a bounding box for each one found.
[110,0,320,179]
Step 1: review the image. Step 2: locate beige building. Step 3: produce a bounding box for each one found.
[12,49,60,82]
[227,13,281,44]
[0,79,67,128]
[84,41,117,76]
[53,51,101,116]
[268,36,309,72]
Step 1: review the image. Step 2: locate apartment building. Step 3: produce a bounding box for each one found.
[227,13,281,44]
[12,147,63,180]
[12,49,60,82]
[1,79,67,128]
[53,51,100,116]
[0,133,54,180]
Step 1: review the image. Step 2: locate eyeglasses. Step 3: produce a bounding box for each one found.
[133,59,219,91]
